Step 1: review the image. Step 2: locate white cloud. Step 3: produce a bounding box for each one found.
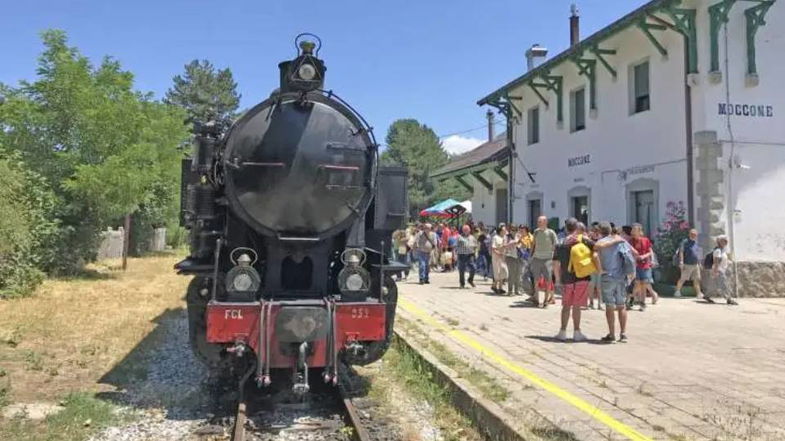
[441,135,484,155]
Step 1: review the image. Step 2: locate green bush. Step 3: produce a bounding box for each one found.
[0,151,59,297]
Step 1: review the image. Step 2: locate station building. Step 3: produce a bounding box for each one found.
[475,0,784,296]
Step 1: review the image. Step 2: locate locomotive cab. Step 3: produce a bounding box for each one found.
[176,34,407,393]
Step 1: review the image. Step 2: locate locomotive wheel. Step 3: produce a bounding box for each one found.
[186,277,231,370]
[343,274,397,366]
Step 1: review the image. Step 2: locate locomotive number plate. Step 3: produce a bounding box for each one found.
[335,303,386,342]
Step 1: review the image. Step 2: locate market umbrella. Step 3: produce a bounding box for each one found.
[419,199,461,218]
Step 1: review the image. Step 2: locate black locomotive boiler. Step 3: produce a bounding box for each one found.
[176,35,407,393]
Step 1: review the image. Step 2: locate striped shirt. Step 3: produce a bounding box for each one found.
[455,234,478,255]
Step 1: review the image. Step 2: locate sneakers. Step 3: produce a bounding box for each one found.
[705,297,715,304]
[727,298,739,306]
[600,334,615,343]
[573,331,587,342]
[674,290,682,298]
[468,281,476,288]
[618,334,628,343]
[639,301,647,311]
[555,330,568,341]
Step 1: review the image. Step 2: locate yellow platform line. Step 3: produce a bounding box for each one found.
[398,297,653,441]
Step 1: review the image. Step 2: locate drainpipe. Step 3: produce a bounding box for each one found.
[684,52,695,226]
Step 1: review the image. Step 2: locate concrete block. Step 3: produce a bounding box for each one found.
[695,155,719,171]
[694,130,718,145]
[696,208,722,224]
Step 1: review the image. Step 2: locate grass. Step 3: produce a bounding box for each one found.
[1,392,122,441]
[398,318,510,403]
[0,253,188,441]
[381,340,484,441]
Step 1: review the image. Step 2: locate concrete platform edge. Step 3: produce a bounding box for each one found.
[393,328,535,441]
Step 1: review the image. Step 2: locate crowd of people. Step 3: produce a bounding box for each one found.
[391,217,737,343]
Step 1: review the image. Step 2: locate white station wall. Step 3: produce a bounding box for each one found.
[692,0,785,261]
[512,21,688,232]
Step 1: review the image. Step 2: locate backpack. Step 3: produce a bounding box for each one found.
[568,235,597,278]
[619,244,636,276]
[703,247,719,270]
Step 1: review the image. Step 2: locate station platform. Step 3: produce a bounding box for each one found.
[395,271,785,441]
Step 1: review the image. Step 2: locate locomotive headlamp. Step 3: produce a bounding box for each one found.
[337,248,370,298]
[225,249,261,299]
[298,63,317,81]
[345,273,365,291]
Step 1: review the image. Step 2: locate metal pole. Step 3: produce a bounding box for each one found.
[122,214,131,270]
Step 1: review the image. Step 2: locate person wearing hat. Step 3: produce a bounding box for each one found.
[413,223,438,284]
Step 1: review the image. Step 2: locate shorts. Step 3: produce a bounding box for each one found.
[678,264,701,283]
[530,258,553,286]
[601,276,628,306]
[562,281,590,307]
[636,267,653,283]
[589,273,600,287]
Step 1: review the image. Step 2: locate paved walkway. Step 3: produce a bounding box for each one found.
[395,271,785,441]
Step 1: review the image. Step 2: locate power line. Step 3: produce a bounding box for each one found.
[438,120,505,139]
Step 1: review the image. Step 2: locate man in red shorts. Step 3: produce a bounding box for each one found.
[553,217,594,342]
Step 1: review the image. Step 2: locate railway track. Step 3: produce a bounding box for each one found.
[228,366,374,441]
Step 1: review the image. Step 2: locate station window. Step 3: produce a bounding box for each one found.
[527,106,540,145]
[631,61,650,114]
[570,88,586,132]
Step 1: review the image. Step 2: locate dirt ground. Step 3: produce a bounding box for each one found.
[0,253,189,405]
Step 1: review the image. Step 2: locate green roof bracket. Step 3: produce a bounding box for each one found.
[745,0,775,82]
[527,81,550,108]
[571,57,597,111]
[531,72,564,124]
[589,45,617,80]
[471,171,493,191]
[454,174,474,192]
[663,7,699,74]
[637,18,669,58]
[709,0,738,76]
[493,166,508,181]
[506,94,524,119]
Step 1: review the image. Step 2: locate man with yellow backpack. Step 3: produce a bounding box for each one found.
[553,219,625,342]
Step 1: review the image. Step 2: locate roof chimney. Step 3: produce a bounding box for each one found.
[525,44,549,71]
[570,4,580,47]
[486,109,495,142]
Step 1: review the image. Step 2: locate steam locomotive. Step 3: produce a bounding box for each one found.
[175,35,407,393]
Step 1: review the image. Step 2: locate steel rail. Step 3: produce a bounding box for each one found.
[339,386,372,441]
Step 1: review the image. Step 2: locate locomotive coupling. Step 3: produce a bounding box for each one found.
[226,341,248,358]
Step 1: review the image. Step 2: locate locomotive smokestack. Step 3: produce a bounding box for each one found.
[570,4,580,47]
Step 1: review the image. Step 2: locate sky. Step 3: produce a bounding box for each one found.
[1,0,650,154]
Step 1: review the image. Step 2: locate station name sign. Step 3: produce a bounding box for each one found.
[568,154,591,167]
[718,103,774,118]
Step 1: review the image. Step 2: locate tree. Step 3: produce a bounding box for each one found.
[164,59,240,128]
[381,119,469,217]
[0,30,189,275]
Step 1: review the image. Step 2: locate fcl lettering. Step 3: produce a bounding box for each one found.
[224,309,244,319]
[718,103,774,118]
